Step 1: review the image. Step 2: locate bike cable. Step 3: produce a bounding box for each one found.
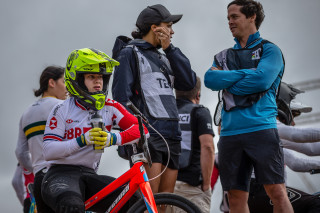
[146,123,170,181]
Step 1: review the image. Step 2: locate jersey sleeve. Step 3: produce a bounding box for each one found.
[11,164,25,205]
[281,139,320,156]
[284,148,320,172]
[277,122,320,143]
[43,103,80,161]
[15,116,33,172]
[109,100,149,145]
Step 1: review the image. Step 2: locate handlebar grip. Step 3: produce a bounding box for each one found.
[127,102,140,115]
[126,102,149,124]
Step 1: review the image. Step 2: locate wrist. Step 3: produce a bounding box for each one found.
[76,134,87,147]
[201,184,210,192]
[163,43,173,53]
[110,132,117,146]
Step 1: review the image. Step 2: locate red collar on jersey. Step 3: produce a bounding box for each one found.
[75,99,90,111]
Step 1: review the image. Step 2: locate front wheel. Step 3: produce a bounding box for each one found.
[127,192,202,213]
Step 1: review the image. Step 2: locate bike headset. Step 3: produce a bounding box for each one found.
[277,82,305,125]
[65,48,120,111]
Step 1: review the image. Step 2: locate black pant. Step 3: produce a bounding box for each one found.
[23,198,31,213]
[34,168,55,213]
[42,165,140,213]
[248,179,320,213]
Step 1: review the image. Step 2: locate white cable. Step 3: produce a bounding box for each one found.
[146,123,170,181]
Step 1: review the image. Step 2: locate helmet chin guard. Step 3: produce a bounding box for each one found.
[65,48,119,111]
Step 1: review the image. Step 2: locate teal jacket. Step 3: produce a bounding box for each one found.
[204,32,284,136]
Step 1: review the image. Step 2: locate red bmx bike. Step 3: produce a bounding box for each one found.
[84,103,201,213]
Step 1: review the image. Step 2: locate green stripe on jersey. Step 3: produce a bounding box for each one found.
[23,121,46,139]
[26,130,45,140]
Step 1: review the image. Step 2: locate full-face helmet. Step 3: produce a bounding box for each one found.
[65,48,119,111]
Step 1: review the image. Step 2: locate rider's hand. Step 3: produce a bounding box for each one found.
[76,128,117,148]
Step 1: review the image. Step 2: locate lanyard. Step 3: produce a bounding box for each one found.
[243,38,261,49]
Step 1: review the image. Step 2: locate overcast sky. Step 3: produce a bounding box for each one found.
[1,0,320,212]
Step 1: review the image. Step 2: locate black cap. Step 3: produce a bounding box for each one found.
[136,4,182,31]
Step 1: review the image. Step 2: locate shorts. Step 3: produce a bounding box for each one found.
[148,136,181,170]
[218,128,285,192]
[174,180,212,213]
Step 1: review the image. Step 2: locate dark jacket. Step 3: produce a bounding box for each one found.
[112,36,196,140]
[176,98,214,186]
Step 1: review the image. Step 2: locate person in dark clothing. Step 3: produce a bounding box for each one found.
[174,76,215,213]
[112,4,196,195]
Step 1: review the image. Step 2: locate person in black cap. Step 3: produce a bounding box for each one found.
[112,4,196,195]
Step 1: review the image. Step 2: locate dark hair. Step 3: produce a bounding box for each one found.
[34,66,64,97]
[175,76,201,100]
[132,4,182,39]
[131,21,161,39]
[228,0,265,30]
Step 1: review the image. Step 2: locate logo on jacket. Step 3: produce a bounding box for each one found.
[252,48,261,60]
[66,119,73,124]
[49,117,57,130]
[179,114,190,124]
[156,78,170,89]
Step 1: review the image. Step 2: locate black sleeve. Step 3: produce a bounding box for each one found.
[164,44,196,91]
[111,47,137,110]
[194,107,215,137]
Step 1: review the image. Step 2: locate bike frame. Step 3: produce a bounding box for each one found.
[84,160,158,213]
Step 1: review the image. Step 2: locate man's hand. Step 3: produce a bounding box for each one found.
[201,184,210,192]
[210,66,219,70]
[76,128,117,149]
[210,65,222,70]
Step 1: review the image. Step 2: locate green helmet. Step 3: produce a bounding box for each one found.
[65,48,119,111]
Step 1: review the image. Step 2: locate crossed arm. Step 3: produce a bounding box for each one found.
[204,43,284,95]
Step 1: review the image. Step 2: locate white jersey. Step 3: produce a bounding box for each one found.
[11,164,34,204]
[43,97,146,172]
[15,97,63,174]
[12,165,26,205]
[251,121,320,179]
[277,121,320,143]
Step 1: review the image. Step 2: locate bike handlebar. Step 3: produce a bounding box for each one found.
[127,102,149,124]
[126,102,152,168]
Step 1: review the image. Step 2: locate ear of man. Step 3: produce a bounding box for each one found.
[195,91,201,104]
[249,14,256,24]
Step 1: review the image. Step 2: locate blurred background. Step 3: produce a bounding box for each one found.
[1,0,319,212]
